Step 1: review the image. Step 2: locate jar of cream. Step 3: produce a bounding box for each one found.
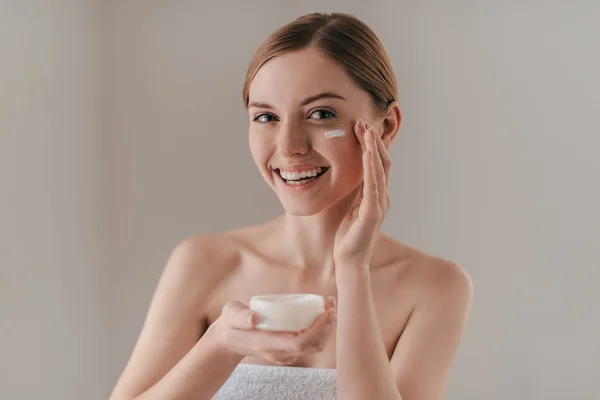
[249,294,325,332]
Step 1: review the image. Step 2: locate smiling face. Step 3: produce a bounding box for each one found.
[247,48,381,216]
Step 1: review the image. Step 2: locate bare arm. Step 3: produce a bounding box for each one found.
[131,324,244,400]
[110,235,337,400]
[389,262,473,400]
[109,237,242,400]
[333,122,473,399]
[336,261,472,400]
[335,266,402,400]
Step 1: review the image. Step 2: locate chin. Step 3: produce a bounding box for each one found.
[271,174,363,217]
[277,188,358,217]
[280,200,327,216]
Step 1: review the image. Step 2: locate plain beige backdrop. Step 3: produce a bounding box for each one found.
[1,1,599,399]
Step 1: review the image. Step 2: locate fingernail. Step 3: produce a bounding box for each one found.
[248,312,255,326]
[329,296,337,308]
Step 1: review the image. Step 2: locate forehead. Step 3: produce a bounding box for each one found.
[248,48,365,107]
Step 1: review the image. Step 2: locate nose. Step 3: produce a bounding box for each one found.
[277,121,311,157]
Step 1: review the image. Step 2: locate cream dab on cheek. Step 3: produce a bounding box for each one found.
[323,129,346,139]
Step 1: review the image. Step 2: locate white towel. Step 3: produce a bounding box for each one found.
[211,363,336,400]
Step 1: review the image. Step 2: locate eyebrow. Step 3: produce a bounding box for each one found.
[247,92,347,109]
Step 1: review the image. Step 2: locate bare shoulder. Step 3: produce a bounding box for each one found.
[109,233,248,399]
[165,233,244,284]
[151,233,243,312]
[383,239,473,398]
[378,234,473,305]
[165,222,272,287]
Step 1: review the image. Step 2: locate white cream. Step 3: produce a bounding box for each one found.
[250,294,325,332]
[324,129,346,139]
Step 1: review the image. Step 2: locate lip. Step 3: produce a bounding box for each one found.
[273,167,329,192]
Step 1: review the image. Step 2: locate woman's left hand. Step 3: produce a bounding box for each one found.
[333,120,392,269]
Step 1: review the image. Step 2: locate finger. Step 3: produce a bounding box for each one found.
[222,300,255,330]
[308,308,336,352]
[374,131,391,188]
[374,132,392,211]
[349,183,363,214]
[361,132,379,218]
[303,309,331,333]
[254,330,297,354]
[296,309,333,346]
[369,127,387,212]
[275,356,298,366]
[233,329,298,361]
[325,306,337,326]
[267,308,336,358]
[327,296,337,310]
[324,296,335,312]
[353,119,368,152]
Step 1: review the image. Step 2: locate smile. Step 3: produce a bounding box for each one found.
[275,167,330,186]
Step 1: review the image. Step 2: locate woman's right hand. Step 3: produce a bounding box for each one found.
[212,298,337,366]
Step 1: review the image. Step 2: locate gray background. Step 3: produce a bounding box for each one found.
[1,1,599,399]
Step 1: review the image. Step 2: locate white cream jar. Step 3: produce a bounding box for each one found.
[249,294,325,332]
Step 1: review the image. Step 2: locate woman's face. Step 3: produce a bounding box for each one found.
[247,48,381,216]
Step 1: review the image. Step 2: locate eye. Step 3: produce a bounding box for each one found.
[309,109,336,120]
[253,113,278,123]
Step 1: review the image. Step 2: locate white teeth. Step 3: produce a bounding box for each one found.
[287,177,314,185]
[278,167,326,181]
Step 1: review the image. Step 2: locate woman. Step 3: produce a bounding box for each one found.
[110,12,473,400]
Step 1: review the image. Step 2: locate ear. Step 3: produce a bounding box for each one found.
[380,101,402,149]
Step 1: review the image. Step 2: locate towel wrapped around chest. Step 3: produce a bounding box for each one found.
[211,363,336,400]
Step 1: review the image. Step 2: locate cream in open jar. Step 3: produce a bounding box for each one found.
[249,294,325,332]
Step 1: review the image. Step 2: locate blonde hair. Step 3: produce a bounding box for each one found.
[242,12,398,115]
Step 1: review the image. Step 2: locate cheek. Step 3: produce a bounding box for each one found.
[339,156,363,179]
[249,132,271,166]
[322,140,363,177]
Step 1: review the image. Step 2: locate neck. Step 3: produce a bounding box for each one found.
[274,185,362,274]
